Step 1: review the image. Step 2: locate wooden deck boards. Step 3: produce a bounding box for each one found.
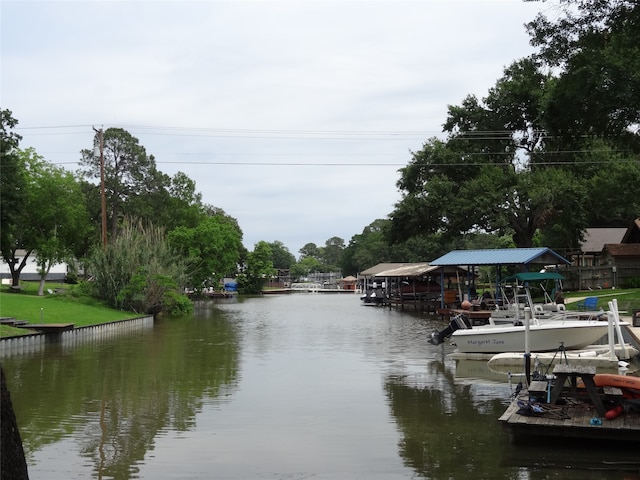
[500,386,640,442]
[436,308,492,321]
[16,323,74,333]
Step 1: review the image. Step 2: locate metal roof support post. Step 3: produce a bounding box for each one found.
[439,269,445,309]
[385,276,390,309]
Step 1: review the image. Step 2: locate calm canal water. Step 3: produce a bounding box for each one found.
[3,293,640,479]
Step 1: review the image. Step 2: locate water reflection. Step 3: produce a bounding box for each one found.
[4,305,240,479]
[385,377,510,478]
[2,294,639,479]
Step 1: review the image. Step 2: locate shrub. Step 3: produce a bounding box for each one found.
[85,218,191,315]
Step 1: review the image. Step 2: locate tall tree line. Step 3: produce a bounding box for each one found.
[387,0,640,255]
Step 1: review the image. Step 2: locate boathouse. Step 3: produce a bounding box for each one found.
[358,262,472,311]
[429,247,571,312]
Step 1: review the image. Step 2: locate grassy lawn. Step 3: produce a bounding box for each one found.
[0,282,138,337]
[562,288,640,314]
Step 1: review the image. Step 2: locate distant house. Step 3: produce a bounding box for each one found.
[622,218,640,243]
[563,219,640,290]
[599,218,640,268]
[600,244,640,268]
[339,275,357,291]
[0,249,68,283]
[575,227,626,266]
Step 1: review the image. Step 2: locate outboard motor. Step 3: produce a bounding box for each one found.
[429,314,471,345]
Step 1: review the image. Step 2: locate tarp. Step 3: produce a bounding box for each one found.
[502,272,565,283]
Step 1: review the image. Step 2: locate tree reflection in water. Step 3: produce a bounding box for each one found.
[5,307,240,479]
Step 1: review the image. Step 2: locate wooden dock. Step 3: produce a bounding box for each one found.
[436,307,492,323]
[499,368,640,443]
[17,323,74,334]
[386,295,440,312]
[2,317,74,334]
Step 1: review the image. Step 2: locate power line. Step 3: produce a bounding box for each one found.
[15,124,439,139]
[48,158,639,168]
[15,124,638,164]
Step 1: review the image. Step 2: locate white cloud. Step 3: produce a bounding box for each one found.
[1,0,543,256]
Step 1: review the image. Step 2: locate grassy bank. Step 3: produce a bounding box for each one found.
[562,289,640,314]
[0,282,138,337]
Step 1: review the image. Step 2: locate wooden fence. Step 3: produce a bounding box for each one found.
[559,266,640,291]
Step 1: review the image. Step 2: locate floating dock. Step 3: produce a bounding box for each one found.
[499,365,640,443]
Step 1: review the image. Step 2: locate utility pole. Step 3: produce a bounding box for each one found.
[93,127,107,249]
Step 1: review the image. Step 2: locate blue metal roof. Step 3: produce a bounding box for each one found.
[429,248,570,267]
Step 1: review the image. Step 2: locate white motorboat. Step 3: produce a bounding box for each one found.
[429,271,629,354]
[429,306,629,354]
[446,319,614,353]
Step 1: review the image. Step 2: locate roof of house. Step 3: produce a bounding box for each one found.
[621,218,640,243]
[602,244,640,257]
[429,247,570,267]
[581,228,627,254]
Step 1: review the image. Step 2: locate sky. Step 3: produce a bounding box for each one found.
[1,0,549,257]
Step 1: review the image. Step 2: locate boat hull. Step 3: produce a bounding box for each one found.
[450,321,611,353]
[486,346,639,373]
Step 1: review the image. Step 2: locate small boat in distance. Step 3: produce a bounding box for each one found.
[360,288,384,305]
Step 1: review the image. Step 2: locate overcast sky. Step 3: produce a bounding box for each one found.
[1,0,548,257]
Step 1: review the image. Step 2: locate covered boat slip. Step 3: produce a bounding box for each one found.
[421,248,640,444]
[429,247,571,312]
[358,262,472,311]
[358,247,571,312]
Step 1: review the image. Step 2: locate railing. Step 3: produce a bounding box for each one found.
[290,283,322,292]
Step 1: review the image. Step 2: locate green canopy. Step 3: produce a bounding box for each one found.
[503,272,565,283]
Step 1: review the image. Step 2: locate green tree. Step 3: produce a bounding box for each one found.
[21,151,91,295]
[0,109,27,284]
[168,213,243,289]
[267,241,296,270]
[321,236,344,269]
[79,128,165,239]
[237,241,275,293]
[527,0,640,149]
[389,55,591,249]
[290,255,322,280]
[340,220,393,275]
[389,2,640,251]
[126,167,172,228]
[298,243,320,259]
[1,148,90,288]
[164,172,205,229]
